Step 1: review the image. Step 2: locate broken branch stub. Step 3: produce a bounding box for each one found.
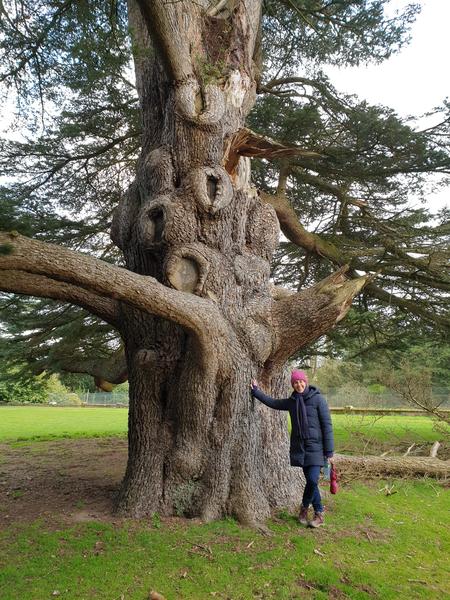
[138,202,167,248]
[225,127,323,173]
[167,256,200,293]
[165,245,211,294]
[175,79,225,129]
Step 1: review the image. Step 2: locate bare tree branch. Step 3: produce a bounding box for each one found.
[0,269,121,327]
[269,266,369,368]
[259,190,343,261]
[0,232,229,360]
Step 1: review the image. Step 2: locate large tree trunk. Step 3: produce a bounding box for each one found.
[117,315,302,523]
[109,0,365,522]
[112,0,302,523]
[0,0,367,524]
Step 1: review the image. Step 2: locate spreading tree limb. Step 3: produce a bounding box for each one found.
[260,190,343,261]
[0,232,229,361]
[0,269,121,327]
[59,349,128,391]
[269,266,369,368]
[260,185,450,330]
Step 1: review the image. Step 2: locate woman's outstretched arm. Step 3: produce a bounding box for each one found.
[250,381,291,410]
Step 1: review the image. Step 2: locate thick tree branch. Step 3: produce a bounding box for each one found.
[0,269,121,327]
[268,266,369,369]
[134,0,199,80]
[0,233,228,359]
[59,350,128,391]
[259,190,343,262]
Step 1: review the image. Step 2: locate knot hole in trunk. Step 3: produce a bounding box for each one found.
[186,166,233,214]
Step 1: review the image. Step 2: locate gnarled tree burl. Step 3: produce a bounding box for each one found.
[0,0,368,523]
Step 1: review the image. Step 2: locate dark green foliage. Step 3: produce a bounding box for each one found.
[0,0,449,379]
[0,0,138,250]
[251,73,450,362]
[0,294,121,384]
[59,372,98,392]
[0,367,48,403]
[263,0,420,69]
[0,242,14,255]
[0,0,132,381]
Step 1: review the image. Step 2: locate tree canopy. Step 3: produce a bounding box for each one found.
[0,0,450,380]
[1,0,448,387]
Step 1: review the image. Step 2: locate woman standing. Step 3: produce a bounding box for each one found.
[251,369,334,528]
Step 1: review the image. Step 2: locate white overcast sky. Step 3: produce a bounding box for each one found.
[326,0,449,211]
[327,0,449,116]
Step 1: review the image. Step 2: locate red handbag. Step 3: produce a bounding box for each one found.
[330,464,339,494]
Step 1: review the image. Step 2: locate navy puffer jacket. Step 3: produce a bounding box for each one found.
[251,385,334,467]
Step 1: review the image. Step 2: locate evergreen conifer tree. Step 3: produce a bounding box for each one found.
[0,0,448,520]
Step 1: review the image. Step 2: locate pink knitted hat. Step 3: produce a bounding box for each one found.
[291,369,308,385]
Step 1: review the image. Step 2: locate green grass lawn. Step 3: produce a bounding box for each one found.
[0,407,448,598]
[0,480,448,599]
[0,406,128,442]
[332,413,447,456]
[332,413,442,442]
[0,406,445,452]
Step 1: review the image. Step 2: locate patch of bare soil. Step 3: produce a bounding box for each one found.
[0,438,127,527]
[296,578,351,598]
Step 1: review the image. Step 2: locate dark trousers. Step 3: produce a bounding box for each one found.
[301,465,323,513]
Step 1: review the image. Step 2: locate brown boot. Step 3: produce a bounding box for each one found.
[309,511,324,528]
[298,505,309,526]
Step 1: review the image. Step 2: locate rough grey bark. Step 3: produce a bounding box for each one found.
[0,0,368,523]
[111,0,365,522]
[111,0,297,523]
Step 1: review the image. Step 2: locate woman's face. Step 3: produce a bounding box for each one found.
[292,379,306,393]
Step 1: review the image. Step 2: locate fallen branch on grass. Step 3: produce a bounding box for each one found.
[334,453,449,478]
